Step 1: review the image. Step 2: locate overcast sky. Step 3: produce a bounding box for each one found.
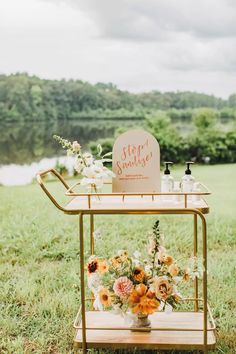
[0,0,236,97]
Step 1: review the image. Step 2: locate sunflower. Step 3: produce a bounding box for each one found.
[98,287,113,307]
[132,267,146,282]
[128,284,160,315]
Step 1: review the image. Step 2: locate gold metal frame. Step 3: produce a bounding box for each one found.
[36,169,216,354]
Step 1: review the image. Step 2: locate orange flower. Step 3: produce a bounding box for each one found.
[154,277,173,301]
[128,284,160,315]
[98,287,113,307]
[133,267,146,282]
[168,263,179,277]
[183,268,190,282]
[162,255,174,266]
[98,261,109,273]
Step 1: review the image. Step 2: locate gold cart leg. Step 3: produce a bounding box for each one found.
[90,214,94,255]
[200,212,208,354]
[79,213,87,354]
[194,213,199,311]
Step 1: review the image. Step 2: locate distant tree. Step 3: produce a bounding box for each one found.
[228,94,236,108]
[192,108,218,131]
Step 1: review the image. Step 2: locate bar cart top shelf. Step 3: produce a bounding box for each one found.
[36,169,211,215]
[64,194,210,214]
[64,179,211,214]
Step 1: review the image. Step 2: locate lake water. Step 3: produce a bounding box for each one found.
[0,119,141,185]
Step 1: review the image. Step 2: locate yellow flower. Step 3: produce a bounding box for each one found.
[110,256,122,269]
[168,263,179,277]
[98,287,113,307]
[118,250,129,261]
[132,267,146,282]
[162,255,174,266]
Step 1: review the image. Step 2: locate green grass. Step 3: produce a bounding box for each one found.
[1,164,236,354]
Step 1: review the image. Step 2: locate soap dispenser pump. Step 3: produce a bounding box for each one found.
[181,162,195,193]
[161,161,174,193]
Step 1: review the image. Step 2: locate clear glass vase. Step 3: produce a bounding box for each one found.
[130,313,151,331]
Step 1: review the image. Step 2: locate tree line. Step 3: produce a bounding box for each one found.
[0,73,236,122]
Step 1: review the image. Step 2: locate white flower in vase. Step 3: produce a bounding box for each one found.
[82,152,94,166]
[74,157,84,173]
[81,165,103,191]
[94,160,116,179]
[72,141,81,153]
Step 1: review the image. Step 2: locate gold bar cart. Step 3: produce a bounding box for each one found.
[37,169,216,353]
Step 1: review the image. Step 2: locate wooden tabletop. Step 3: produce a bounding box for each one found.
[74,311,215,350]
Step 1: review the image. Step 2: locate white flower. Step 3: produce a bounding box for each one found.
[74,157,84,173]
[94,160,116,179]
[72,141,81,153]
[67,149,74,157]
[82,164,103,178]
[133,251,141,259]
[144,265,152,275]
[81,165,104,189]
[87,273,101,294]
[93,295,103,311]
[132,259,141,267]
[83,152,94,166]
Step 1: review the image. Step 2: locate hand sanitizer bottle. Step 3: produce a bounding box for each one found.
[161,162,174,201]
[181,162,195,195]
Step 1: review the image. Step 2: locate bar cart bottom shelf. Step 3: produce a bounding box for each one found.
[74,311,216,350]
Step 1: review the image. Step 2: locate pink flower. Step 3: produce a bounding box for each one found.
[113,276,134,298]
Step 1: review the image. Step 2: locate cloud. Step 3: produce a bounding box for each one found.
[58,0,236,41]
[0,0,235,97]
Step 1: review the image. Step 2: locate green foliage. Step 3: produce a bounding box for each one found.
[89,138,114,159]
[192,108,218,131]
[55,161,69,176]
[146,109,236,164]
[0,73,236,123]
[146,112,184,163]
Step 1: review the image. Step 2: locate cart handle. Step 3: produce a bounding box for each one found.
[36,168,71,212]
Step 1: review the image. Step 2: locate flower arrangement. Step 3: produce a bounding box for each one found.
[87,220,202,328]
[53,135,115,192]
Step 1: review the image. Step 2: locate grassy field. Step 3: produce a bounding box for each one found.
[1,164,236,354]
